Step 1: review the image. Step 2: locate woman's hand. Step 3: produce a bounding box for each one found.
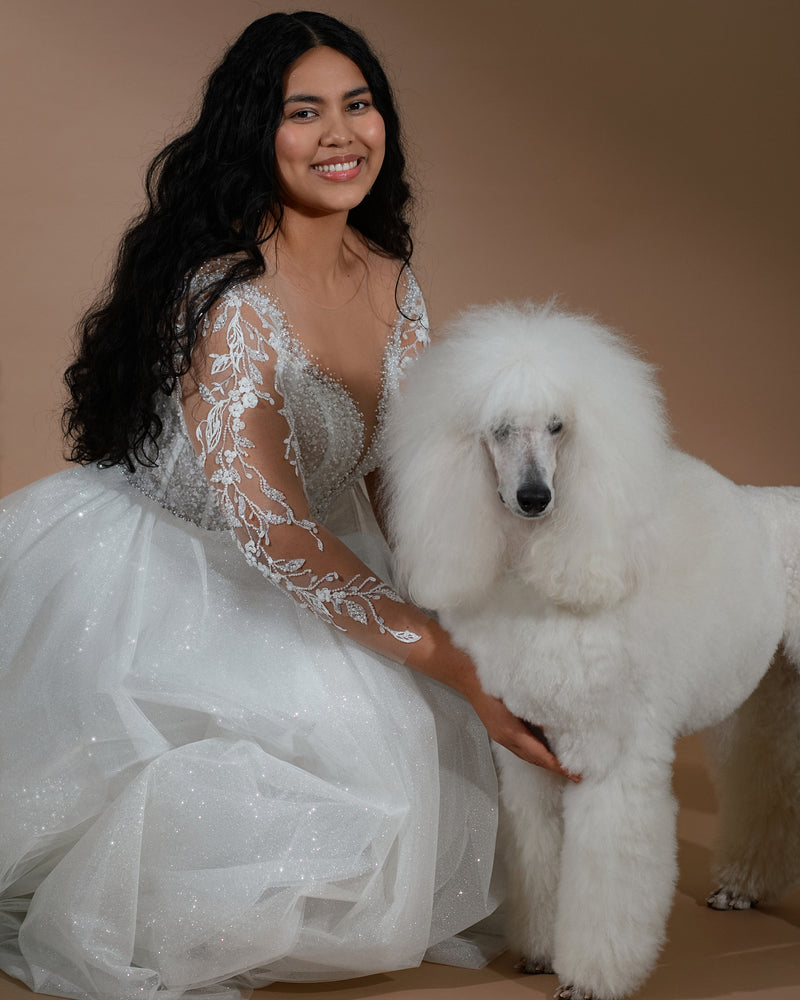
[402,617,580,781]
[466,683,581,782]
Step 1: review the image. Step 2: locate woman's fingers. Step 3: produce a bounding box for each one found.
[513,723,581,782]
[476,692,580,781]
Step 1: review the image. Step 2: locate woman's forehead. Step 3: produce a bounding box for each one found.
[282,46,367,100]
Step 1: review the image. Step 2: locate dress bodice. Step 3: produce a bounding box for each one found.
[124,264,429,645]
[125,268,428,530]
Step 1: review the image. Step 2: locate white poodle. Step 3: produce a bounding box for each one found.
[384,303,800,1000]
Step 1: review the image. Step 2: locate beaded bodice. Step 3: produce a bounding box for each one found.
[126,270,427,528]
[125,266,429,644]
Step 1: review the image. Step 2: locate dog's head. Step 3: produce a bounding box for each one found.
[385,302,670,612]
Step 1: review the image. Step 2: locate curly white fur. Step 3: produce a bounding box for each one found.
[384,302,800,1000]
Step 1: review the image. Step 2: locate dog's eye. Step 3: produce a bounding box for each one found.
[548,418,563,435]
[493,423,512,441]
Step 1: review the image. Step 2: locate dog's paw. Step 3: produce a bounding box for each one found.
[706,886,758,910]
[515,955,554,975]
[554,985,593,999]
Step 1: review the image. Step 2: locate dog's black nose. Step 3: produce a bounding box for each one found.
[516,484,551,515]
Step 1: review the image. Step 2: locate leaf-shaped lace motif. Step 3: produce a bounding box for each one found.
[195,290,420,642]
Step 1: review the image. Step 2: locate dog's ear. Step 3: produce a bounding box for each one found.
[384,405,506,612]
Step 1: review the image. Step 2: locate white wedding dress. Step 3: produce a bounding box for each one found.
[0,268,502,1000]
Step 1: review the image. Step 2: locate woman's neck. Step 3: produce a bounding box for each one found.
[271,206,367,307]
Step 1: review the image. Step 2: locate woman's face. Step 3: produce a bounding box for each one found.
[274,46,386,217]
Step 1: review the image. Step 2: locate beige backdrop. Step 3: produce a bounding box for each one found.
[1,0,798,496]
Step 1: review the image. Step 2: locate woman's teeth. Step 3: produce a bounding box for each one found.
[313,160,359,173]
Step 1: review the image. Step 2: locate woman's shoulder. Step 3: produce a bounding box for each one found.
[359,240,427,334]
[360,239,412,288]
[190,258,283,327]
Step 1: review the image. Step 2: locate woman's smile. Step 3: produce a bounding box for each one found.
[311,155,364,178]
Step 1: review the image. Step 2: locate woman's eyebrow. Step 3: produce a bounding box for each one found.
[342,85,371,100]
[283,85,371,106]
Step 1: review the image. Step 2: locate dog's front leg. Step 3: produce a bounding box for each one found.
[552,752,678,1000]
[495,746,564,974]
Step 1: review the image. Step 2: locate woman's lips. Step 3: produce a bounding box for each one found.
[311,157,363,180]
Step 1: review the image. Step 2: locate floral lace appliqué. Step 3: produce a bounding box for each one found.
[195,289,420,642]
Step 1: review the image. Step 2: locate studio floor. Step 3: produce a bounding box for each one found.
[1,735,798,1000]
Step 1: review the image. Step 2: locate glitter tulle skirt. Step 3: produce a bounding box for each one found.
[0,466,502,1000]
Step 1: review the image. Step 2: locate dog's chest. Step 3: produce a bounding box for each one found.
[445,592,632,725]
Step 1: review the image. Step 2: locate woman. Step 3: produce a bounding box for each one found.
[0,12,566,1000]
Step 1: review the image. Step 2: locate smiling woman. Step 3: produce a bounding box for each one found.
[275,46,386,217]
[0,10,565,1000]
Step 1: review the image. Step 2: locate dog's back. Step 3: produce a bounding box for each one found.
[743,484,800,663]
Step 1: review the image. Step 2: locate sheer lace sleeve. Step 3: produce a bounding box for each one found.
[180,284,430,659]
[393,265,429,373]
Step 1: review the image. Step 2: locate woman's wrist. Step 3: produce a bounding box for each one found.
[402,615,480,699]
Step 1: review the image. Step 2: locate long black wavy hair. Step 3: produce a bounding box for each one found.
[63,11,413,470]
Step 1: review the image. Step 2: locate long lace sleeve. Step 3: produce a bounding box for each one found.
[180,285,429,659]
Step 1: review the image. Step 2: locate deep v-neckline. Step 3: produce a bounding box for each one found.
[259,286,396,471]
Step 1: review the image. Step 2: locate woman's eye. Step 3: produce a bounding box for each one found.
[288,108,317,121]
[346,100,370,112]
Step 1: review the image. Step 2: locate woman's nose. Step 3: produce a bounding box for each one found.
[321,115,352,146]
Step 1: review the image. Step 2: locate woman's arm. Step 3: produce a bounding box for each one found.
[181,286,575,778]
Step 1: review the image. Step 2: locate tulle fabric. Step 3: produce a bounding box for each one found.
[0,465,502,1000]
